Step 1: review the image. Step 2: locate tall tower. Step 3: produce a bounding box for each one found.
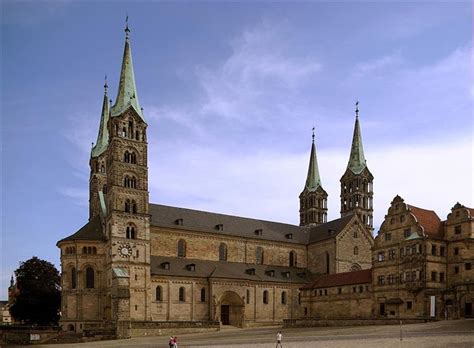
[89,80,110,219]
[102,23,151,328]
[299,129,328,226]
[340,102,373,231]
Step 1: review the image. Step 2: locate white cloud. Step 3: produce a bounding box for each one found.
[149,136,473,233]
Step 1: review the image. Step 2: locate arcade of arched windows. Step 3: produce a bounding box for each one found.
[114,118,146,142]
[126,223,137,239]
[82,246,97,255]
[123,150,137,164]
[124,199,138,214]
[123,175,137,189]
[64,265,97,290]
[65,246,76,255]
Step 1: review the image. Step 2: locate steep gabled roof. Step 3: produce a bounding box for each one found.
[307,214,354,244]
[57,215,105,244]
[408,205,443,238]
[302,268,372,289]
[151,256,311,284]
[149,203,309,244]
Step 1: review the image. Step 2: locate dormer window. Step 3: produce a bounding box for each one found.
[161,262,170,270]
[215,224,223,231]
[285,233,293,239]
[175,218,183,226]
[282,271,291,278]
[255,229,263,236]
[297,272,306,278]
[266,270,275,277]
[246,268,256,275]
[186,264,196,271]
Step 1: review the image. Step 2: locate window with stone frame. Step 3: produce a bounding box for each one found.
[377,275,385,285]
[246,289,250,304]
[219,243,227,261]
[289,251,297,267]
[431,271,437,282]
[281,291,287,305]
[71,267,77,289]
[440,272,445,283]
[179,287,185,302]
[404,229,411,238]
[377,252,385,262]
[454,266,459,274]
[454,247,459,255]
[256,247,264,265]
[263,290,269,304]
[454,225,462,234]
[466,263,472,271]
[354,246,358,255]
[156,286,162,301]
[388,249,396,260]
[200,288,206,302]
[407,301,412,310]
[177,239,186,257]
[431,245,437,256]
[440,246,445,257]
[85,267,95,289]
[385,232,392,241]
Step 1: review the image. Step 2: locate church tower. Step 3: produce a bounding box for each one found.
[299,129,328,226]
[340,103,373,231]
[89,80,110,219]
[102,23,151,329]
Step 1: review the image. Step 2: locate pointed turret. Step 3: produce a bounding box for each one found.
[110,22,145,121]
[304,130,322,192]
[299,128,328,227]
[340,102,373,231]
[91,80,110,158]
[347,103,367,174]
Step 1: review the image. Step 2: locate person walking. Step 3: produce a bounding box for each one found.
[173,336,178,348]
[276,331,283,348]
[168,336,174,348]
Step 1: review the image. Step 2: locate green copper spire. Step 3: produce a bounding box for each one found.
[347,101,367,174]
[110,21,144,121]
[91,79,110,158]
[304,128,323,192]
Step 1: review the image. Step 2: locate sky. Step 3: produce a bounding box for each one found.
[1,1,473,299]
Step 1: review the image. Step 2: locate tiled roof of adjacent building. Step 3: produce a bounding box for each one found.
[57,215,105,244]
[151,256,312,284]
[408,205,443,238]
[149,204,309,244]
[302,268,372,289]
[307,215,354,244]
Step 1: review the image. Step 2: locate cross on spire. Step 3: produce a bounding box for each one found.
[125,15,130,38]
[355,100,359,118]
[312,127,315,143]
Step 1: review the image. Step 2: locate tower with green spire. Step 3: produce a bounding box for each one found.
[340,102,374,231]
[89,80,110,219]
[299,128,328,226]
[102,21,151,329]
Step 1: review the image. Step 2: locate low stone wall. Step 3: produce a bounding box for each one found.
[123,320,220,338]
[283,317,437,328]
[0,325,61,345]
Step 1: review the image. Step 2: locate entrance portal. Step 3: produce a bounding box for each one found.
[221,305,230,325]
[465,303,472,317]
[218,291,245,327]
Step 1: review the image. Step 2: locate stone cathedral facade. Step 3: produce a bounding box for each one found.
[58,27,473,337]
[56,27,374,336]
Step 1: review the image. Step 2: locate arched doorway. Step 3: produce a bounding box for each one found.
[218,291,245,327]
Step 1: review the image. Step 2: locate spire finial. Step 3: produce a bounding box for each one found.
[125,15,130,38]
[355,100,359,118]
[312,127,315,143]
[104,74,108,95]
[10,275,14,287]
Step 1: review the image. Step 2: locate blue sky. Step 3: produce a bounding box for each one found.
[1,1,472,299]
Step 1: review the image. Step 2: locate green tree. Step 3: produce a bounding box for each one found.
[10,256,61,326]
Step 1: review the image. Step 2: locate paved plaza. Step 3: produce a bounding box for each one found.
[27,320,474,348]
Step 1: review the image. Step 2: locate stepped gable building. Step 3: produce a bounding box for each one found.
[300,197,474,321]
[56,26,373,336]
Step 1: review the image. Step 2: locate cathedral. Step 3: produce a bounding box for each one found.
[57,26,473,338]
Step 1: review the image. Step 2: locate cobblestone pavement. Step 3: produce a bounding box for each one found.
[31,320,474,348]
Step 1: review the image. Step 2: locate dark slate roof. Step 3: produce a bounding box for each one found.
[307,215,354,244]
[0,300,8,307]
[151,256,312,284]
[149,203,309,245]
[57,215,105,244]
[302,269,372,289]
